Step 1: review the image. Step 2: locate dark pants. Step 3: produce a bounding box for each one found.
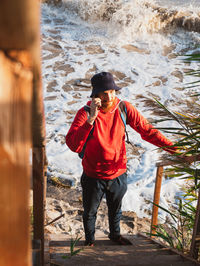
[81,172,127,242]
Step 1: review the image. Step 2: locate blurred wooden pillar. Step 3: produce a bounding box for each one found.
[0,0,43,265]
[0,51,32,266]
[150,165,164,237]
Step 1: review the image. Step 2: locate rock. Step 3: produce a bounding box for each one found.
[42,0,62,6]
[42,52,61,61]
[85,45,104,54]
[108,70,126,80]
[85,65,97,79]
[53,63,74,74]
[168,53,177,59]
[62,84,71,92]
[122,44,150,54]
[47,171,76,188]
[152,80,161,87]
[162,44,176,56]
[47,80,58,92]
[173,87,184,91]
[171,70,183,82]
[152,76,168,85]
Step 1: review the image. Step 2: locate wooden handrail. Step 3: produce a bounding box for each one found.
[150,166,163,236]
[150,159,172,237]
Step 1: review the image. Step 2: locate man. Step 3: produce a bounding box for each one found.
[66,72,176,246]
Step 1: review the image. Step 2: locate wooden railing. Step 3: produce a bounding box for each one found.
[150,160,200,260]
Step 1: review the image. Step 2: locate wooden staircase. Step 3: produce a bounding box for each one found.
[45,234,200,266]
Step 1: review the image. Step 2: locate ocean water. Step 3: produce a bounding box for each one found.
[41,0,200,219]
[156,0,200,7]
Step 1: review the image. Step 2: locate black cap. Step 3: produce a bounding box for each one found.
[90,72,121,97]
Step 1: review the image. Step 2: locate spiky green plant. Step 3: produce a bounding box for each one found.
[148,198,196,252]
[62,234,83,259]
[147,53,200,253]
[62,226,84,259]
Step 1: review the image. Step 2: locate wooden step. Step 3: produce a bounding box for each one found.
[50,250,195,266]
[47,234,199,266]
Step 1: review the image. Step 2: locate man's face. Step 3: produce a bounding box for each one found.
[97,90,116,109]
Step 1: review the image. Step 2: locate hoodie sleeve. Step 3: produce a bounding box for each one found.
[125,101,176,153]
[66,107,93,153]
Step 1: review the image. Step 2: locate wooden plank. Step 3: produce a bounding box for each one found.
[150,166,164,237]
[33,147,47,266]
[48,234,200,265]
[0,1,40,49]
[190,188,200,259]
[0,51,32,266]
[139,233,200,265]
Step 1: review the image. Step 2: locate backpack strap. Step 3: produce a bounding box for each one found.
[118,101,129,142]
[118,101,133,146]
[119,101,127,128]
[78,105,95,159]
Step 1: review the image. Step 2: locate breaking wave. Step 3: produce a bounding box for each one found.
[60,0,200,34]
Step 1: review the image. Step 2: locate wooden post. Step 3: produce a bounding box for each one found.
[150,166,164,237]
[0,51,32,266]
[0,1,43,265]
[190,188,200,259]
[31,4,47,265]
[0,1,39,50]
[33,147,47,266]
[32,239,42,266]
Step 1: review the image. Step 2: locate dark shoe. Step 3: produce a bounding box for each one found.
[109,235,132,245]
[84,240,95,247]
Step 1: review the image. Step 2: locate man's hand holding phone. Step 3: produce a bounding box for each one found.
[87,97,101,125]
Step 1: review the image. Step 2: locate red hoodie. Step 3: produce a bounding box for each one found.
[66,98,175,180]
